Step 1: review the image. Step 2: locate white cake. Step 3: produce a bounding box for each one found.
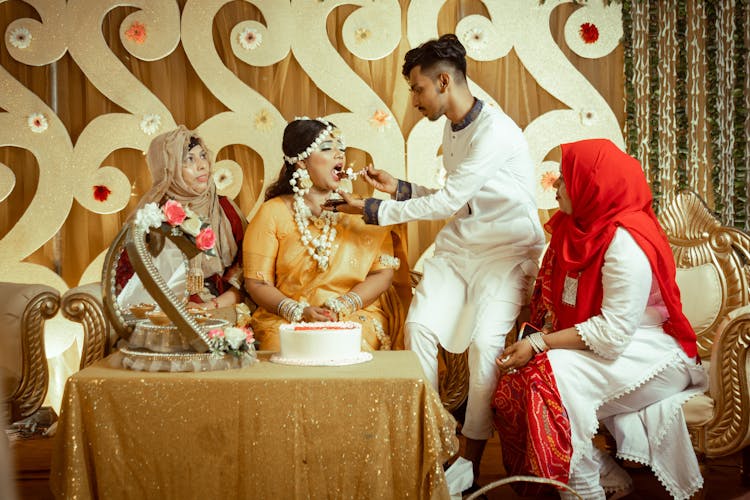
[271,321,372,366]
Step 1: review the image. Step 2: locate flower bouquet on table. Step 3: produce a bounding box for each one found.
[207,326,257,361]
[134,199,216,257]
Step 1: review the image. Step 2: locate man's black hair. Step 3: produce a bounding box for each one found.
[402,34,467,82]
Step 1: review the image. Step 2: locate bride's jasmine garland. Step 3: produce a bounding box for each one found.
[291,168,340,271]
[286,117,347,272]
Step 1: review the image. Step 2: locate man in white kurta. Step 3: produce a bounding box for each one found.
[334,34,544,480]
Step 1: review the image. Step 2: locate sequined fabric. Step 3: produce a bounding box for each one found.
[50,351,458,499]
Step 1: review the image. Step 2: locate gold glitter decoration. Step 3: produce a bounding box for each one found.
[50,351,458,498]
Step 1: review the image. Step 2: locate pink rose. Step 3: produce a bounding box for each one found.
[162,200,186,226]
[195,227,216,251]
[208,328,224,339]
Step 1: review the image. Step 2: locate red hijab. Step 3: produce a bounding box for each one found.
[531,139,697,357]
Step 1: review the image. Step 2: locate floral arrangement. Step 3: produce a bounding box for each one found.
[207,326,256,359]
[134,199,216,255]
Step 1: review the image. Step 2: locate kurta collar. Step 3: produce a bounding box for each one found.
[450,98,483,132]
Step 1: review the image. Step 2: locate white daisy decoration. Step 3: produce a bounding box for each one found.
[462,28,487,52]
[580,109,597,127]
[253,109,274,131]
[140,114,161,135]
[354,27,371,43]
[238,27,262,50]
[212,166,234,191]
[27,113,48,133]
[8,27,31,49]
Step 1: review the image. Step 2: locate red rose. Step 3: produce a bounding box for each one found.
[93,185,111,202]
[162,200,186,226]
[195,227,216,251]
[579,22,599,44]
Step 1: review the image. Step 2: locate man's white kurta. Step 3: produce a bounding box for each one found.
[377,104,545,352]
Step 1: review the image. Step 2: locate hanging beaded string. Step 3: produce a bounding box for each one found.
[287,117,341,272]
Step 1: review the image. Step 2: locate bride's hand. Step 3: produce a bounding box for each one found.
[301,306,335,322]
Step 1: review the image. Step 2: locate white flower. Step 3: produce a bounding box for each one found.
[354,27,371,43]
[580,109,596,126]
[180,216,202,237]
[213,167,234,191]
[253,109,273,131]
[27,113,48,133]
[134,202,165,232]
[140,114,161,135]
[8,27,31,49]
[238,27,262,50]
[462,28,487,52]
[183,206,199,219]
[224,327,247,350]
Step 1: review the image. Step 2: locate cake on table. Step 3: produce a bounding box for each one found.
[270,321,373,366]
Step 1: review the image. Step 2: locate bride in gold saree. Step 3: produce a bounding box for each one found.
[243,118,408,351]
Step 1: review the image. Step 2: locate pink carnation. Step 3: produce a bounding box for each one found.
[208,328,224,339]
[162,200,186,226]
[195,227,216,251]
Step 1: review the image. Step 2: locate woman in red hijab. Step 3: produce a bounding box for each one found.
[492,139,707,499]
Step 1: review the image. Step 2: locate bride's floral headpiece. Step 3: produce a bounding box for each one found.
[283,116,336,165]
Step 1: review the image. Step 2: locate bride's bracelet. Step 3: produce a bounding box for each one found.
[527,332,549,355]
[277,298,307,323]
[324,291,363,317]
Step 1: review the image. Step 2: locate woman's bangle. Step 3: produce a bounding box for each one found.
[324,291,363,317]
[277,297,307,323]
[527,332,549,355]
[212,298,219,309]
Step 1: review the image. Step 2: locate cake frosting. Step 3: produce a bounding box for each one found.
[270,321,372,366]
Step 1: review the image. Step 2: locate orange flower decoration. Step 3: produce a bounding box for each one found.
[540,171,560,191]
[369,109,392,130]
[125,21,146,44]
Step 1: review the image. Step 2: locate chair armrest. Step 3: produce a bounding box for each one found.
[0,282,60,423]
[704,313,750,457]
[61,283,112,369]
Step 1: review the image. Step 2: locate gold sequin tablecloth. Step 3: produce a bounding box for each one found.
[50,351,458,499]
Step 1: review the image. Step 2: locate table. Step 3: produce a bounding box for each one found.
[50,351,458,499]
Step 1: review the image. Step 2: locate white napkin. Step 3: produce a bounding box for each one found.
[445,457,474,498]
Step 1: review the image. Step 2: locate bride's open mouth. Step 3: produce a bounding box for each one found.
[333,163,345,180]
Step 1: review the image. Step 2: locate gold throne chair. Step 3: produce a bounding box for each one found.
[659,191,750,474]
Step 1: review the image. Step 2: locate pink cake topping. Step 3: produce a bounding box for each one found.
[291,321,359,332]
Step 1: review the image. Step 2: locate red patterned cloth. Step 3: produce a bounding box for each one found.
[492,353,572,496]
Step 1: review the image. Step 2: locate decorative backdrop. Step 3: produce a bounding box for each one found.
[1,0,627,293]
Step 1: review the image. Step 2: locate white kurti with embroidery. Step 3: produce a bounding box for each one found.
[547,228,708,499]
[377,105,545,351]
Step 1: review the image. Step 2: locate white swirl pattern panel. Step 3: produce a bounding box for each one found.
[0,0,624,290]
